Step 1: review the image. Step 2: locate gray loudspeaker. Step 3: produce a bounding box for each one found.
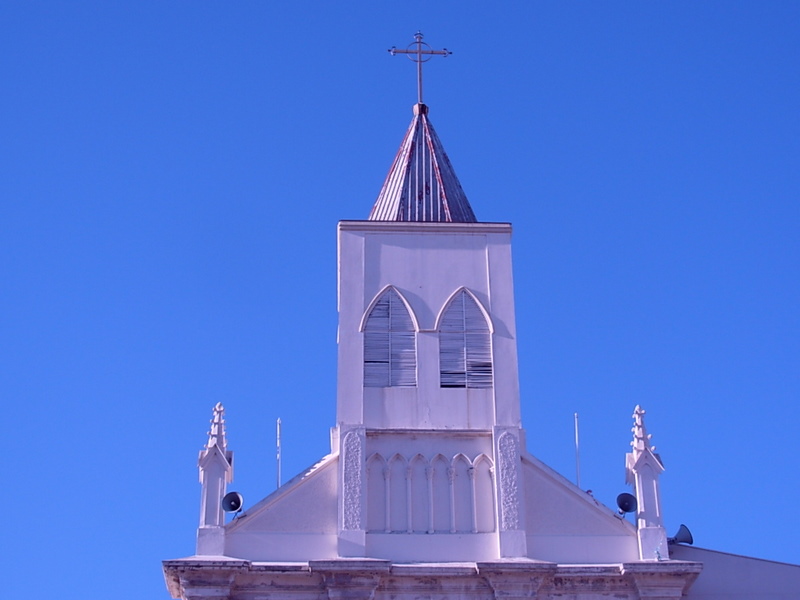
[222,491,244,513]
[668,524,693,545]
[616,492,638,514]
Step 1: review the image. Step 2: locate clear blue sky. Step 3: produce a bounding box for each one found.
[2,3,798,599]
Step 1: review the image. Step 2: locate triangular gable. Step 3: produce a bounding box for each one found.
[227,454,338,535]
[521,452,638,563]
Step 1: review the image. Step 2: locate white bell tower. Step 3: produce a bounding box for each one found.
[334,98,526,560]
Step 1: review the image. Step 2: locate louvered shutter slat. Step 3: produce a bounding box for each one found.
[439,331,466,387]
[439,291,493,389]
[391,331,416,387]
[364,289,416,387]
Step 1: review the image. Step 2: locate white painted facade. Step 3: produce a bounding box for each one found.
[163,102,800,599]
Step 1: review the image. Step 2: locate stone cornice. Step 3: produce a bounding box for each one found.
[163,559,704,600]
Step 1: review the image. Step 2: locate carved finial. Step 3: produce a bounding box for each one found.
[625,405,669,560]
[630,405,655,459]
[626,404,664,481]
[197,402,234,540]
[206,402,227,451]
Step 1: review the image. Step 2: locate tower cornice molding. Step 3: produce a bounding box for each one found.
[339,220,512,234]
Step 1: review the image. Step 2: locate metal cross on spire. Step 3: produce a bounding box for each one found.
[389,32,452,105]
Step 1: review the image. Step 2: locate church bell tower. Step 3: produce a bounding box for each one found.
[335,50,526,558]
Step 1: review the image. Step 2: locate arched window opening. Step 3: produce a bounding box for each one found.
[439,290,492,388]
[366,454,387,532]
[364,288,416,387]
[474,455,496,533]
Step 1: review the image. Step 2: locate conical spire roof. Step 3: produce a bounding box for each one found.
[369,103,477,223]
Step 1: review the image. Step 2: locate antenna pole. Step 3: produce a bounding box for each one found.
[276,418,282,489]
[574,412,581,488]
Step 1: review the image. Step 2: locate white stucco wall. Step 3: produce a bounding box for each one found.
[224,456,339,561]
[522,454,639,563]
[337,221,520,431]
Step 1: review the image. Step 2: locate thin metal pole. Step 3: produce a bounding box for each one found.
[574,412,581,489]
[415,33,423,104]
[276,418,282,489]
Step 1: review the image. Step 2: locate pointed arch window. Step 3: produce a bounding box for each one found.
[439,290,493,388]
[364,288,417,387]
